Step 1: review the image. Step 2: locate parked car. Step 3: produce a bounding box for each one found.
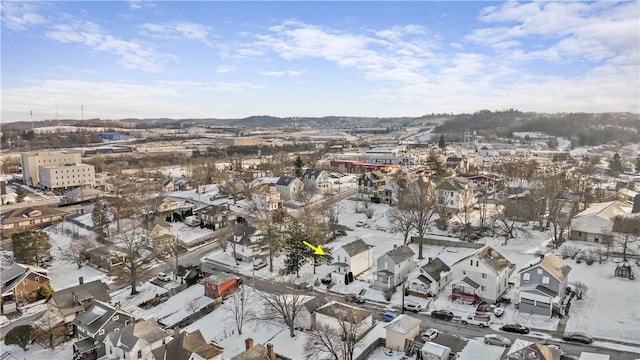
[321,274,332,285]
[461,314,490,328]
[345,293,365,304]
[562,332,593,344]
[484,334,512,347]
[430,309,454,321]
[156,272,171,282]
[403,302,422,313]
[500,323,530,334]
[356,220,366,227]
[421,328,438,341]
[382,312,396,322]
[253,260,267,270]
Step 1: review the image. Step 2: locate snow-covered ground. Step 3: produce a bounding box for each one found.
[0,342,72,360]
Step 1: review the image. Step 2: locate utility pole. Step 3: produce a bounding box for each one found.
[81,105,84,121]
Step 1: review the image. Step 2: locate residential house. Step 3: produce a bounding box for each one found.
[275,176,303,201]
[502,339,562,360]
[48,279,110,327]
[384,314,421,352]
[1,263,50,314]
[251,184,282,212]
[407,257,451,298]
[153,330,224,360]
[157,198,181,215]
[373,245,416,291]
[570,200,631,243]
[518,253,571,317]
[0,206,70,234]
[72,300,132,360]
[450,246,513,304]
[60,186,105,205]
[197,204,237,230]
[229,223,262,263]
[331,239,374,283]
[204,272,238,300]
[302,168,332,193]
[147,216,175,255]
[435,177,477,215]
[459,174,499,195]
[445,156,469,173]
[231,338,275,360]
[174,177,191,191]
[162,178,175,193]
[357,171,387,202]
[294,295,327,330]
[504,191,545,222]
[103,318,173,360]
[88,245,128,271]
[314,301,373,337]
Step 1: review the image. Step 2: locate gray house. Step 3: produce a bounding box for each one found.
[518,253,571,316]
[275,176,304,201]
[72,300,132,360]
[373,245,416,290]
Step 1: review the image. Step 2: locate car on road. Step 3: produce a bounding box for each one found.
[253,260,267,270]
[321,274,332,285]
[484,334,512,347]
[403,303,422,313]
[500,323,530,334]
[356,220,366,227]
[430,309,454,321]
[562,332,593,344]
[382,312,396,322]
[421,328,438,341]
[345,293,365,304]
[156,272,171,282]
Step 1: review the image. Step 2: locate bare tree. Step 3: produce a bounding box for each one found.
[225,286,257,336]
[387,206,413,244]
[398,178,438,259]
[219,178,246,204]
[110,218,152,295]
[304,305,368,360]
[608,215,640,262]
[490,204,518,245]
[60,233,93,269]
[574,281,587,300]
[34,310,62,349]
[255,281,309,337]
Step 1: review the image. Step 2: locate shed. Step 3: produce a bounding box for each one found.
[203,272,238,299]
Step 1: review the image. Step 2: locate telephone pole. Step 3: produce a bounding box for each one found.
[81,105,84,121]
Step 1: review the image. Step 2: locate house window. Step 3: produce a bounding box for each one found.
[99,329,105,335]
[481,273,487,279]
[537,269,543,275]
[462,270,466,275]
[35,276,40,282]
[162,339,166,345]
[138,350,142,358]
[523,273,530,282]
[470,260,473,266]
[113,315,119,321]
[481,285,486,291]
[542,276,550,285]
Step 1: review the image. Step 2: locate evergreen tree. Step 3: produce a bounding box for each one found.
[12,230,52,266]
[294,155,304,178]
[91,198,110,237]
[283,221,312,277]
[609,152,623,174]
[15,185,26,203]
[438,134,446,149]
[425,149,449,178]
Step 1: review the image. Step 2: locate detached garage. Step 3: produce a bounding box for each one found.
[384,314,421,352]
[204,272,238,299]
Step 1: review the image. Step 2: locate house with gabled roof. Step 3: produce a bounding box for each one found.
[197,204,237,230]
[373,245,416,290]
[331,239,374,282]
[103,317,173,360]
[229,223,262,263]
[251,183,282,212]
[48,278,110,326]
[384,314,421,352]
[407,257,451,298]
[71,300,133,360]
[152,329,224,360]
[570,200,631,243]
[294,295,327,330]
[314,301,373,336]
[450,246,513,303]
[518,253,571,317]
[435,177,476,215]
[147,216,175,255]
[1,263,50,314]
[275,176,303,201]
[0,206,70,234]
[502,338,561,360]
[302,168,332,193]
[358,171,388,202]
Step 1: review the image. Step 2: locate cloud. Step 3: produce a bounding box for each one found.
[129,1,155,11]
[139,21,212,44]
[1,2,48,31]
[44,19,169,72]
[214,65,236,74]
[258,70,307,77]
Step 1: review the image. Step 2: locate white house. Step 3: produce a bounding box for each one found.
[331,239,374,282]
[294,295,327,330]
[314,301,373,338]
[103,318,172,360]
[275,176,304,201]
[373,245,416,290]
[435,177,477,215]
[407,257,452,298]
[251,183,282,212]
[229,223,262,262]
[302,168,332,193]
[450,246,513,303]
[384,314,421,352]
[570,200,631,243]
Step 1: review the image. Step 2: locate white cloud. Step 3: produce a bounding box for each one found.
[1,2,48,31]
[139,21,212,44]
[129,1,155,11]
[214,65,236,74]
[258,70,307,77]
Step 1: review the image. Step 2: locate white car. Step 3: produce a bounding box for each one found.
[421,328,438,341]
[156,272,171,282]
[403,303,422,312]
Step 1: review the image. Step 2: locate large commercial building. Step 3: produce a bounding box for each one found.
[21,151,82,187]
[38,163,95,190]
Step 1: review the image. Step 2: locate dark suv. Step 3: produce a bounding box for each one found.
[430,309,454,321]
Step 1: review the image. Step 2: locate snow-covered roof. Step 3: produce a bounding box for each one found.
[384,314,421,334]
[573,200,631,220]
[421,341,450,357]
[518,253,571,281]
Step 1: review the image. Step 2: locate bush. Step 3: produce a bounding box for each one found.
[560,244,579,259]
[37,284,54,300]
[5,325,34,350]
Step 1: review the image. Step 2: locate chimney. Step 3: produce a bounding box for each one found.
[267,343,275,360]
[245,338,253,350]
[78,276,84,285]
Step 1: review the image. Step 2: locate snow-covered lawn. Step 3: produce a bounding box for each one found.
[0,341,73,360]
[458,338,508,360]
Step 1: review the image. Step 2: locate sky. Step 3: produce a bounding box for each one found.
[1,1,639,123]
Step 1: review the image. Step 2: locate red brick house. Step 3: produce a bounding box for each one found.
[1,263,50,314]
[204,272,238,300]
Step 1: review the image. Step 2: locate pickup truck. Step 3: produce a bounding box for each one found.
[460,314,490,328]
